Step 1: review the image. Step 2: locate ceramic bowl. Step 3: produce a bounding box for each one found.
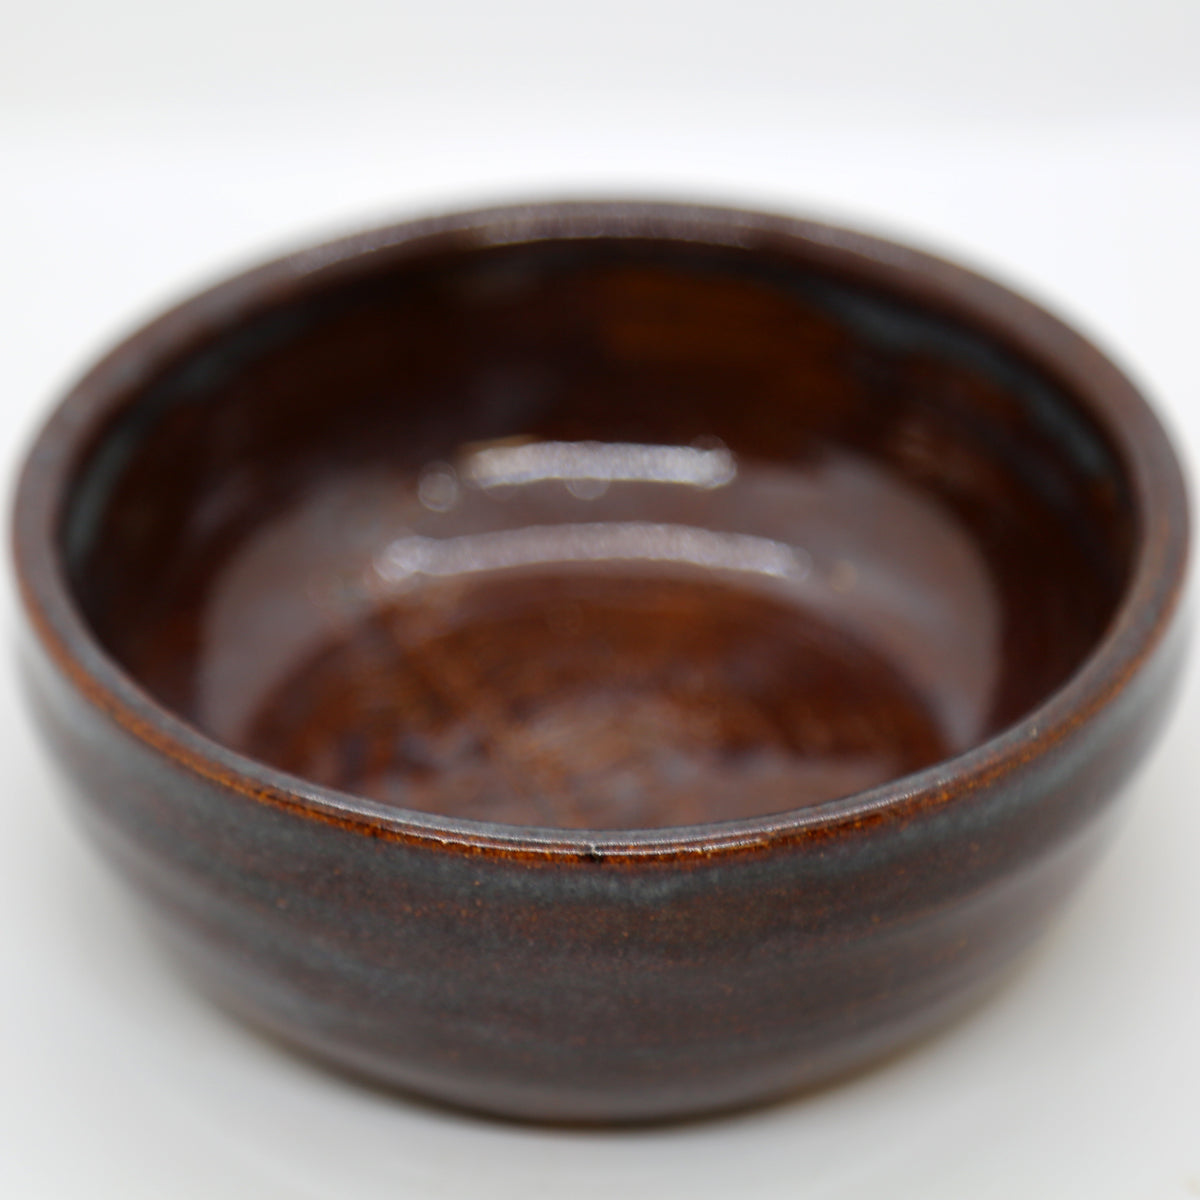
[13,202,1188,1121]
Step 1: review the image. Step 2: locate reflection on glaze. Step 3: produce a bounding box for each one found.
[374,523,809,586]
[460,439,737,490]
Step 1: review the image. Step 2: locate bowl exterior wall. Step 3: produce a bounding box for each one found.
[21,614,1184,1122]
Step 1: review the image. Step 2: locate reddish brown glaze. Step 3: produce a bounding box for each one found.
[242,571,955,828]
[13,202,1188,1121]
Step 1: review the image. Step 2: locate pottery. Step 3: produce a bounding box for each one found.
[13,202,1188,1121]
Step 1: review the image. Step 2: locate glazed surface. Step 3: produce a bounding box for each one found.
[65,244,1131,829]
[16,205,1186,1121]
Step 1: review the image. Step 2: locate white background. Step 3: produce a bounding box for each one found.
[2,2,1199,1195]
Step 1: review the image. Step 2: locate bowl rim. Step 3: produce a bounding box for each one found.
[12,199,1190,860]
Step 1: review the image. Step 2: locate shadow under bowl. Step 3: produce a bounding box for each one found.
[13,201,1188,1121]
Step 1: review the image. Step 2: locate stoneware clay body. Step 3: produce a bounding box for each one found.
[13,202,1188,1121]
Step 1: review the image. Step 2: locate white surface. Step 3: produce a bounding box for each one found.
[2,2,1199,1195]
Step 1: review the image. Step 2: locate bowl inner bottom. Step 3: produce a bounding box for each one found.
[242,569,951,829]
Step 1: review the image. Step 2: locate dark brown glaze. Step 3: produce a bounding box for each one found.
[13,202,1188,1121]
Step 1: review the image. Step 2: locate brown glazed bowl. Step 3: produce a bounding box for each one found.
[13,202,1188,1122]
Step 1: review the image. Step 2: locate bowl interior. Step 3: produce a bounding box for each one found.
[61,231,1135,829]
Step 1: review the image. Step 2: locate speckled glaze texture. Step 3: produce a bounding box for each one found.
[13,203,1189,1122]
